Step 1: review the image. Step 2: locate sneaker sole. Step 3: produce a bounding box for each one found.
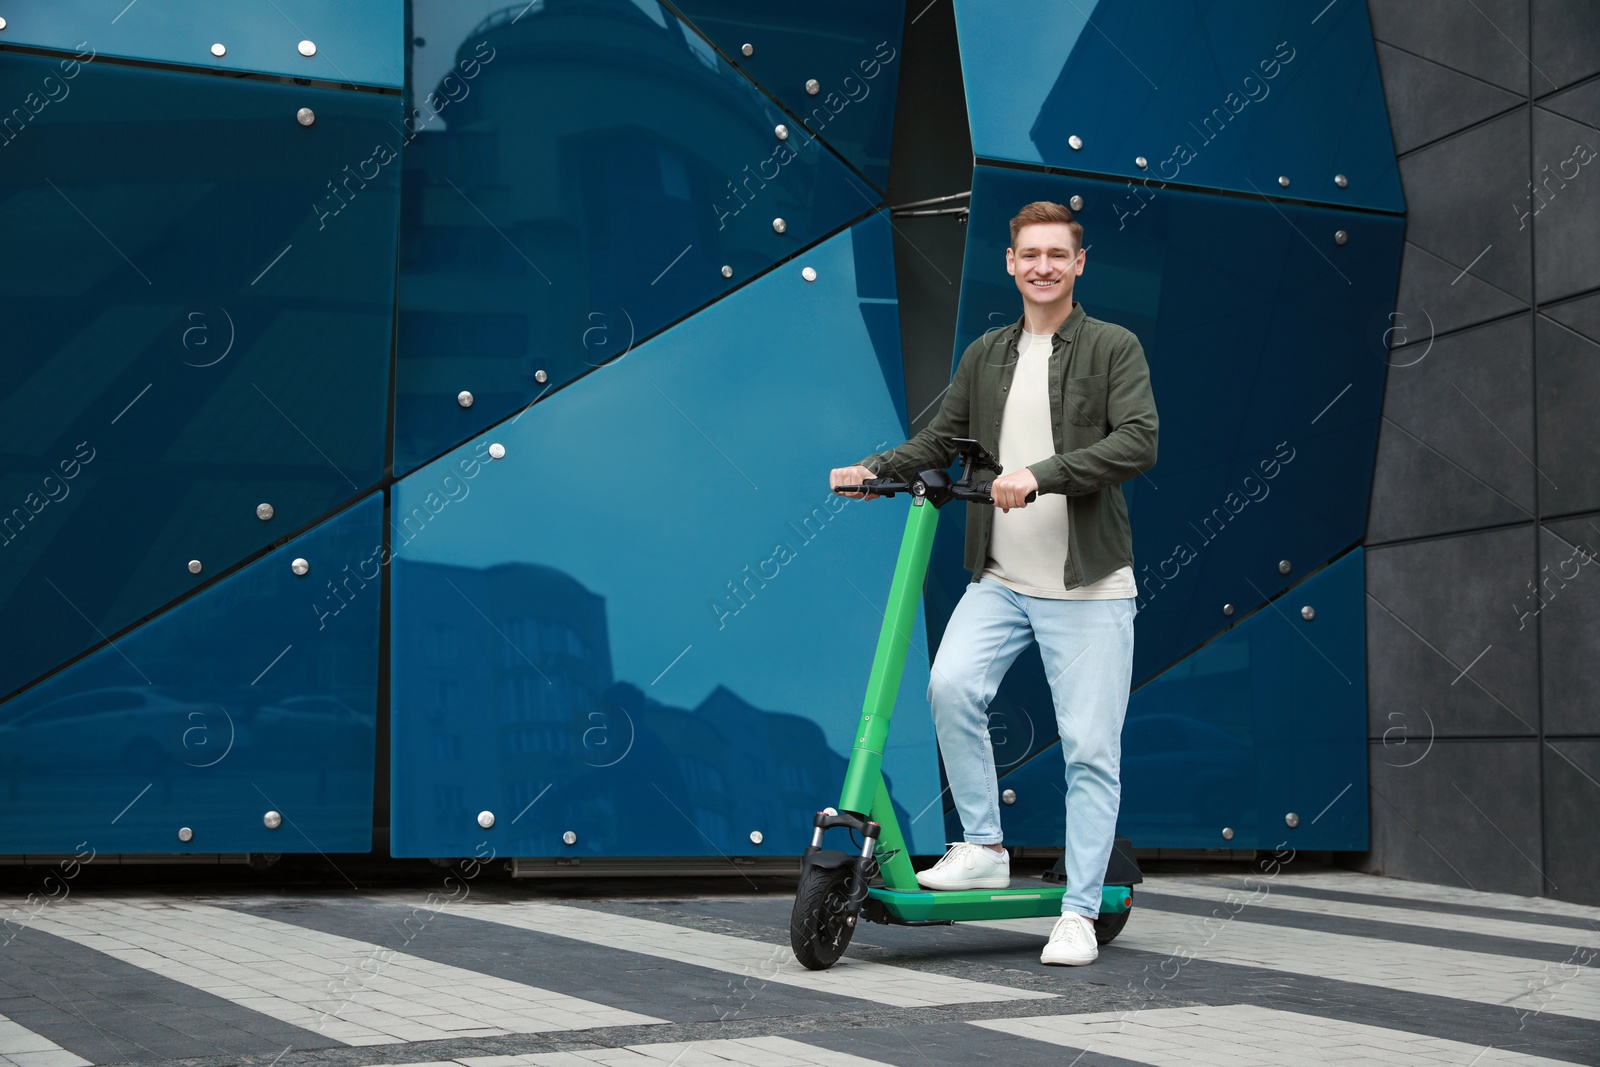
[913,874,1011,891]
[1040,949,1097,966]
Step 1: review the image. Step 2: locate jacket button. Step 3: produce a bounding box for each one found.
[993,421,1000,427]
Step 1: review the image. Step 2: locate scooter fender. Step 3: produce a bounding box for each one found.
[800,848,855,872]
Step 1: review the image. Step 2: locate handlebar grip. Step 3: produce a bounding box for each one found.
[978,480,1037,503]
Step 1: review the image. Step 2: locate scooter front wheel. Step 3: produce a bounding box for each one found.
[790,864,857,970]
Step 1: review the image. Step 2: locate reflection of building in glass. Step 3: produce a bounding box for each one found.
[392,559,909,856]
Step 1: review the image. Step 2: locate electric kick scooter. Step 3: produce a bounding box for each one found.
[790,436,1140,969]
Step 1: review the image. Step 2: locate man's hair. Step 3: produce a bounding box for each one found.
[1008,201,1083,253]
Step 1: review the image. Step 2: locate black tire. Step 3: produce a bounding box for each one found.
[1095,890,1132,945]
[790,864,857,970]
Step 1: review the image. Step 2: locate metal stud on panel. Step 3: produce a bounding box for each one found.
[720,265,733,279]
[1001,789,1016,805]
[0,17,8,30]
[1285,812,1301,828]
[534,369,548,384]
[1069,195,1084,211]
[211,42,226,57]
[1334,230,1348,246]
[749,831,764,845]
[1068,134,1083,150]
[1222,603,1234,616]
[1277,175,1290,188]
[457,390,474,408]
[291,557,310,576]
[296,107,315,127]
[188,560,203,575]
[1135,156,1148,170]
[1301,605,1315,621]
[801,266,817,283]
[740,42,753,57]
[562,830,577,846]
[1334,174,1349,188]
[774,124,789,141]
[1221,827,1235,840]
[488,443,506,460]
[297,39,316,57]
[256,503,275,521]
[477,810,495,829]
[772,218,787,234]
[263,811,282,830]
[178,826,194,842]
[1278,559,1292,574]
[804,78,820,95]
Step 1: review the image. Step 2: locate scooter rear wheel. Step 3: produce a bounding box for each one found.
[1094,890,1132,944]
[790,865,856,970]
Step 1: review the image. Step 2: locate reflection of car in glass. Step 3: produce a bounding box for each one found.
[251,695,373,768]
[1121,712,1252,810]
[0,686,237,774]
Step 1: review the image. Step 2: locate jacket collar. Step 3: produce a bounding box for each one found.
[1000,301,1086,350]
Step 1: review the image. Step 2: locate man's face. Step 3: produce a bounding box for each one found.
[1006,222,1084,312]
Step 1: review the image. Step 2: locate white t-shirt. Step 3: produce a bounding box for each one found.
[980,330,1136,600]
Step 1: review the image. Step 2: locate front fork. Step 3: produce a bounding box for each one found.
[803,809,881,928]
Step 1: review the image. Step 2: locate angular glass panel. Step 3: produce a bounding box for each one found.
[0,494,382,855]
[389,215,941,858]
[395,0,879,473]
[945,165,1400,690]
[0,55,400,699]
[953,0,1404,212]
[0,1,402,88]
[672,1,906,188]
[992,549,1367,849]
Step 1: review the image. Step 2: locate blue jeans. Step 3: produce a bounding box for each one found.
[927,580,1136,918]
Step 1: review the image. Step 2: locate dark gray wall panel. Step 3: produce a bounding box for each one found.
[1538,517,1600,736]
[1532,0,1600,95]
[1532,105,1600,303]
[1543,289,1600,343]
[1368,0,1530,94]
[1390,241,1526,344]
[1366,526,1538,738]
[1360,739,1543,896]
[1534,316,1600,516]
[1544,740,1600,907]
[1375,42,1524,154]
[1367,315,1536,542]
[1398,108,1533,303]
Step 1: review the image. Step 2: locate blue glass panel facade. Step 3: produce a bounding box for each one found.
[949,165,1400,696]
[990,548,1368,850]
[953,0,1402,212]
[670,1,906,189]
[394,0,880,474]
[0,494,382,855]
[0,1,402,88]
[389,215,943,858]
[0,54,400,699]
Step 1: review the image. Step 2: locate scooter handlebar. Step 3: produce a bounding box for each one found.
[976,480,1038,504]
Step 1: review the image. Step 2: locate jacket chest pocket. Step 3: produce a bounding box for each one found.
[1064,373,1108,427]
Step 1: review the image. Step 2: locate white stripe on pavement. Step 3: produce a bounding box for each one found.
[1240,872,1600,925]
[457,1034,888,1065]
[989,909,1600,1023]
[0,1012,91,1067]
[453,901,1053,1008]
[973,1004,1584,1066]
[27,899,662,1046]
[1142,878,1600,952]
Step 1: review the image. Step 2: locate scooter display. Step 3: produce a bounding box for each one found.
[790,437,1140,970]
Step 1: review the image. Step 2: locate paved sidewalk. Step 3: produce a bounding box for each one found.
[2,866,1597,1066]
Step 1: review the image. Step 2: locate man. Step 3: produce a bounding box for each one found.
[829,201,1157,966]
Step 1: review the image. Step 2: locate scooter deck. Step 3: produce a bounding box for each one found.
[868,883,1133,923]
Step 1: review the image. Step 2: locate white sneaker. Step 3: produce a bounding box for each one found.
[915,842,1010,890]
[1041,913,1098,966]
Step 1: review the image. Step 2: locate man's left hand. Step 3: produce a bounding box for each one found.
[990,468,1039,512]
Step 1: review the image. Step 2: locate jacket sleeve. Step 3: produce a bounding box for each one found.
[1027,333,1158,496]
[855,341,976,479]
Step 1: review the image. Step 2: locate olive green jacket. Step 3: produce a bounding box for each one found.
[857,302,1158,589]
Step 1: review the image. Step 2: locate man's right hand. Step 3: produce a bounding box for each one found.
[830,464,881,498]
